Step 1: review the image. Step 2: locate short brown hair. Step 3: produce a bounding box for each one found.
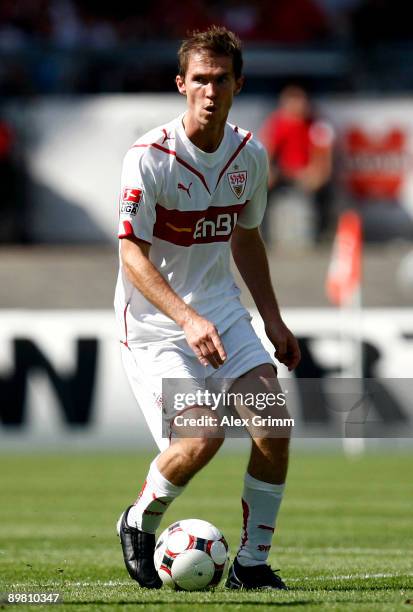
[178,26,243,80]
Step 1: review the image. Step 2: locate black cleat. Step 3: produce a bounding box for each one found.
[225,557,288,590]
[117,505,162,589]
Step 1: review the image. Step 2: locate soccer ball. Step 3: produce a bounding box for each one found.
[154,519,229,590]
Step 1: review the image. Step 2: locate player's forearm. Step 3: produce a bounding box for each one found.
[121,241,195,328]
[231,229,282,324]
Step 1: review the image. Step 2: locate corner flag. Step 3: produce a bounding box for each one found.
[326,210,362,306]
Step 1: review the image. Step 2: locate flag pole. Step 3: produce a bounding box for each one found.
[343,285,365,455]
[325,210,364,454]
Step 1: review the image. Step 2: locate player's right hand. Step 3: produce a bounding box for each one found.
[182,313,227,369]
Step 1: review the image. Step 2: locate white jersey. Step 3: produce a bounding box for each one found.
[114,114,268,346]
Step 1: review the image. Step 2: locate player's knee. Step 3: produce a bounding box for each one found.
[250,403,293,441]
[184,437,224,467]
[253,435,290,457]
[264,436,290,462]
[195,437,224,464]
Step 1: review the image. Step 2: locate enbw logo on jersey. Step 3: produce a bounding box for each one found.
[194,212,238,239]
[227,171,247,199]
[153,203,246,246]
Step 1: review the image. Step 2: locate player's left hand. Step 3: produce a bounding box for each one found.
[265,319,301,371]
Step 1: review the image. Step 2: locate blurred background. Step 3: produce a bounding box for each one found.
[1,0,413,451]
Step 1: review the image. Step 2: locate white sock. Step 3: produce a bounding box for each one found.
[127,457,185,533]
[237,472,285,567]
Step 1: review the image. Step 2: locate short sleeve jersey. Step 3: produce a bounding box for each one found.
[114,114,268,346]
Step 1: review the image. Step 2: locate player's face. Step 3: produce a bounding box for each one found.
[176,52,243,128]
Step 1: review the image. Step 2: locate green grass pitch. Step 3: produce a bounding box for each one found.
[0,449,412,611]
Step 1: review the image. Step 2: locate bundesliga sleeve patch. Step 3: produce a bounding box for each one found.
[120,187,143,215]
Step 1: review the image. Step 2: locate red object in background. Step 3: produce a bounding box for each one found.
[343,127,406,200]
[259,111,333,177]
[147,0,213,38]
[258,0,331,43]
[326,210,362,306]
[260,112,311,173]
[0,122,15,159]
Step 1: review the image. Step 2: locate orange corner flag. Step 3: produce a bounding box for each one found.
[326,210,362,306]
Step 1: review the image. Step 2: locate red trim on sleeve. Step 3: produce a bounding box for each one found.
[118,220,135,238]
[118,219,152,244]
[215,132,252,189]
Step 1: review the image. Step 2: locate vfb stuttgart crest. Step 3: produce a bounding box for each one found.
[227,170,247,199]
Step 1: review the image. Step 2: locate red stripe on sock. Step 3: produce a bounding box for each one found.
[240,498,250,549]
[257,524,275,532]
[151,493,168,506]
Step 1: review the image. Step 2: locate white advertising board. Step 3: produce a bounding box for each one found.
[0,309,412,449]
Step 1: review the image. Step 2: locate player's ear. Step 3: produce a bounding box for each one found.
[234,75,244,96]
[176,74,186,96]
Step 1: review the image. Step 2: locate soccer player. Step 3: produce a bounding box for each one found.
[114,26,301,590]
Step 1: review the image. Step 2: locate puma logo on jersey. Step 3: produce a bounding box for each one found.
[178,181,192,198]
[194,212,238,239]
[161,128,174,144]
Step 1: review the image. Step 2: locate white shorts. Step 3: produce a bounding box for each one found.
[120,315,274,451]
